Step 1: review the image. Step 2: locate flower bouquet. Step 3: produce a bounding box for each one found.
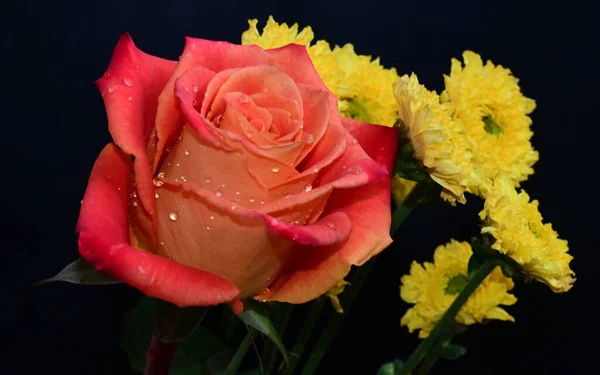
[40,16,574,375]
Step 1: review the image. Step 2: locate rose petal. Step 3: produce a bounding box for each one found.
[154,178,353,298]
[76,144,240,307]
[96,33,176,220]
[257,120,397,303]
[154,39,275,169]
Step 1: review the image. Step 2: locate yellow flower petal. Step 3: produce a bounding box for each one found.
[480,176,575,292]
[442,51,538,195]
[400,240,516,338]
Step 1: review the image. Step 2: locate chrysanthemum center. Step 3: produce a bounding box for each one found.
[483,115,503,135]
[342,98,372,122]
[445,274,469,295]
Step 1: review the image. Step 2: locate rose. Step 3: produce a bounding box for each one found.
[77,33,397,310]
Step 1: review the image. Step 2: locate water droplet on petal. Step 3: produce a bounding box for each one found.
[235,191,240,196]
[158,172,165,178]
[216,115,224,125]
[133,201,138,207]
[305,134,314,144]
[239,94,249,103]
[127,96,133,101]
[138,265,146,273]
[132,191,137,198]
[210,215,214,220]
[108,87,115,93]
[294,220,300,224]
[205,178,211,184]
[192,99,198,106]
[270,218,279,226]
[123,78,133,87]
[215,191,223,197]
[351,138,358,145]
[326,223,336,230]
[192,85,199,93]
[103,71,111,79]
[169,212,178,221]
[176,163,180,167]
[155,192,160,199]
[347,167,361,175]
[380,147,385,151]
[184,150,189,156]
[206,226,210,230]
[153,179,164,187]
[160,241,165,246]
[249,198,255,203]
[304,184,313,192]
[263,287,271,294]
[180,176,187,182]
[231,205,237,211]
[285,193,292,199]
[80,199,84,204]
[271,166,280,173]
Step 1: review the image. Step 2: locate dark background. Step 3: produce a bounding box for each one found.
[2,0,596,374]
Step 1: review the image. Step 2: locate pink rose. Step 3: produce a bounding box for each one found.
[77,34,397,310]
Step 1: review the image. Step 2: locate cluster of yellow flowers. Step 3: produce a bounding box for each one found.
[241,17,574,338]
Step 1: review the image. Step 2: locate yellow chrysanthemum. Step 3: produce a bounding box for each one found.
[393,74,476,204]
[479,176,575,292]
[442,51,538,195]
[325,279,350,313]
[400,240,516,338]
[242,16,399,126]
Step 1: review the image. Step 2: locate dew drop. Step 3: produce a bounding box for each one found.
[138,265,146,273]
[103,71,111,79]
[192,85,199,93]
[380,147,385,151]
[326,223,336,230]
[184,150,189,156]
[108,87,115,93]
[169,212,178,221]
[160,241,165,246]
[153,178,164,187]
[304,134,314,144]
[263,287,271,294]
[132,191,137,198]
[351,138,358,145]
[249,198,256,203]
[127,96,133,101]
[239,94,249,103]
[271,166,280,173]
[231,205,237,211]
[304,184,313,192]
[155,192,160,199]
[176,163,180,167]
[158,172,165,178]
[270,218,279,226]
[180,175,187,182]
[192,99,198,106]
[285,193,292,199]
[215,191,223,197]
[133,201,138,207]
[123,78,133,87]
[221,184,227,188]
[347,167,361,175]
[117,187,121,191]
[210,215,214,220]
[80,199,84,204]
[206,226,210,231]
[313,168,319,173]
[235,191,241,196]
[216,115,224,125]
[205,178,212,184]
[294,220,300,224]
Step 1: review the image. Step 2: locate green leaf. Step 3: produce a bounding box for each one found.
[35,257,121,286]
[434,343,467,360]
[377,359,405,375]
[122,297,225,374]
[238,303,289,366]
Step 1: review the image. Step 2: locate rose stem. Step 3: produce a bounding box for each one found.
[300,180,430,375]
[144,333,176,375]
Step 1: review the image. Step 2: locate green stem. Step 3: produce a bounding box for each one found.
[390,180,430,235]
[263,303,294,374]
[299,179,429,375]
[286,298,326,374]
[398,258,499,375]
[300,257,376,375]
[223,329,257,375]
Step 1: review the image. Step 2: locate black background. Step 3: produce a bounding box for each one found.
[3,0,597,374]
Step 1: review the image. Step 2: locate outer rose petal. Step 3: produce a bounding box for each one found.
[96,33,176,219]
[76,144,240,307]
[259,119,398,303]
